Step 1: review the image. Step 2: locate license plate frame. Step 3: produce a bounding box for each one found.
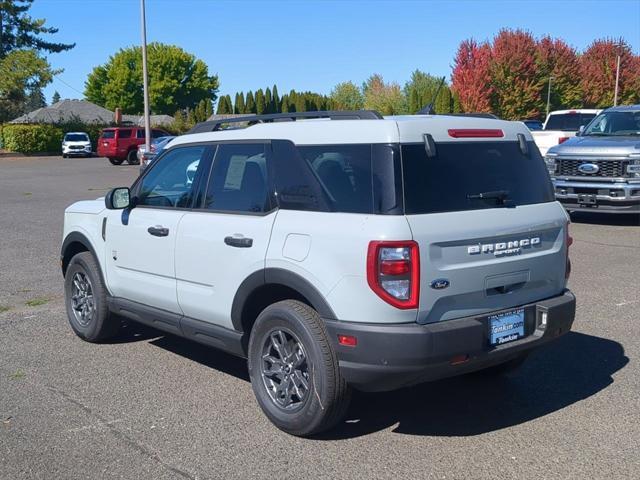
[488,308,525,346]
[577,194,597,205]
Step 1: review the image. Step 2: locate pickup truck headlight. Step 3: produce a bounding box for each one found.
[628,156,640,178]
[544,155,557,175]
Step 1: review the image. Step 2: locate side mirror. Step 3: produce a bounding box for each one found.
[105,187,131,210]
[577,125,585,136]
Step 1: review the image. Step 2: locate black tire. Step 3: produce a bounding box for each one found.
[475,353,528,377]
[62,154,67,158]
[127,150,139,165]
[248,300,351,437]
[64,252,120,342]
[108,157,124,165]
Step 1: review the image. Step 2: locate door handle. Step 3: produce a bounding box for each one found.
[147,225,169,237]
[224,235,253,248]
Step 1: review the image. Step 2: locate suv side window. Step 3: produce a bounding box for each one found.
[118,129,132,139]
[136,129,145,139]
[204,143,270,213]
[152,129,166,138]
[299,144,373,214]
[137,146,207,208]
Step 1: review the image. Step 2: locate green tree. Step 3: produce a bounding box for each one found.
[0,0,75,58]
[363,74,406,115]
[245,91,256,113]
[24,85,45,111]
[51,90,60,104]
[403,70,453,114]
[84,42,219,115]
[330,81,364,110]
[255,88,266,114]
[235,92,245,114]
[265,87,272,113]
[272,84,280,112]
[280,94,290,113]
[0,49,55,121]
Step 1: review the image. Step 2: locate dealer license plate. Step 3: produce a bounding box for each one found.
[489,308,525,346]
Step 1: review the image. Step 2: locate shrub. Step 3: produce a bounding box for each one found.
[0,124,63,154]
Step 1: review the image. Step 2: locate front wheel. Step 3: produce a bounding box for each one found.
[64,252,120,342]
[248,300,351,437]
[108,157,124,165]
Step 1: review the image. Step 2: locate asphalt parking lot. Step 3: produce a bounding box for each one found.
[1,155,639,480]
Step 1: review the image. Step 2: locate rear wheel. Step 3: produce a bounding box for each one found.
[108,157,124,165]
[248,300,351,437]
[64,252,120,342]
[127,150,139,165]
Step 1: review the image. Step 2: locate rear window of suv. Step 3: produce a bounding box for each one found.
[545,113,596,131]
[101,130,115,139]
[402,141,554,215]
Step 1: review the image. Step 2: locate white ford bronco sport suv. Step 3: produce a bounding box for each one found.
[61,111,576,436]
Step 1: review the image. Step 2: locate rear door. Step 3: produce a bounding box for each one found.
[175,142,277,330]
[98,129,117,157]
[401,139,569,325]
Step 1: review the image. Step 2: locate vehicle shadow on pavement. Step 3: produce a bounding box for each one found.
[569,211,640,226]
[323,332,628,439]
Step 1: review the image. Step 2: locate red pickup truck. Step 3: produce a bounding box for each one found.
[97,127,170,165]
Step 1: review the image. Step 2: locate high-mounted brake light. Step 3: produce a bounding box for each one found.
[367,241,420,309]
[447,129,504,138]
[558,137,570,144]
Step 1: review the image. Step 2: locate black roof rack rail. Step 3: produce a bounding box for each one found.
[187,110,383,134]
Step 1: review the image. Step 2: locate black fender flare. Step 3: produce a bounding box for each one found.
[230,268,337,332]
[60,231,103,280]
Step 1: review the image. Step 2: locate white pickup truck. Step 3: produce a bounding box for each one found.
[532,109,601,156]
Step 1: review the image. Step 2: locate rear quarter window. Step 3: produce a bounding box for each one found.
[402,141,554,215]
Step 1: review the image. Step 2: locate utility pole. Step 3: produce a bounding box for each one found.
[140,0,151,154]
[613,53,621,106]
[546,76,553,118]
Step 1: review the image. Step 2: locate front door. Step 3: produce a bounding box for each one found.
[105,144,211,313]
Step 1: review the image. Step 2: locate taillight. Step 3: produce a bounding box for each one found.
[565,223,573,279]
[558,137,569,144]
[367,241,419,309]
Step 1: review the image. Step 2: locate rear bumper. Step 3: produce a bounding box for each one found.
[324,290,575,392]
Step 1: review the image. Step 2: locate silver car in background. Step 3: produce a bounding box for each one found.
[137,135,176,171]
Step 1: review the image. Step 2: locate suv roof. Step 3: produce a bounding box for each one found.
[171,113,532,148]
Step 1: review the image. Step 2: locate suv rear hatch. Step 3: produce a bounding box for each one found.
[401,140,568,324]
[98,129,117,156]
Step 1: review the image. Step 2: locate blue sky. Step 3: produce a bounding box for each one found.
[31,0,640,104]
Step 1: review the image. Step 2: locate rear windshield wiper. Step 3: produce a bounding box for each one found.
[467,190,510,201]
[467,190,513,207]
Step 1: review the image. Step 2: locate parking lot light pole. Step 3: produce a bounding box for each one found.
[613,53,621,106]
[546,76,554,118]
[140,0,151,153]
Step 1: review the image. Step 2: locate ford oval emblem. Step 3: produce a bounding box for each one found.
[577,163,599,174]
[430,279,450,290]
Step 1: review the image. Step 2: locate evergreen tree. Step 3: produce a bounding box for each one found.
[272,84,280,112]
[281,94,290,113]
[24,86,46,111]
[245,91,256,113]
[0,0,75,58]
[265,87,272,113]
[205,98,213,118]
[255,88,266,114]
[215,97,227,114]
[51,90,60,104]
[234,92,242,113]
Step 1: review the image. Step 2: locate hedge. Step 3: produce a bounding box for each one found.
[0,123,110,154]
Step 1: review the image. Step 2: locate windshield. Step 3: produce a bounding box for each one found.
[545,113,597,131]
[64,133,89,142]
[583,111,640,136]
[402,141,554,215]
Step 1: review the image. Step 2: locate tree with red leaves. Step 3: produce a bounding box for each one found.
[580,38,640,107]
[490,29,543,119]
[536,36,582,111]
[451,39,493,113]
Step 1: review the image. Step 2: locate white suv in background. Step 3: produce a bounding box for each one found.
[61,111,576,436]
[62,132,92,158]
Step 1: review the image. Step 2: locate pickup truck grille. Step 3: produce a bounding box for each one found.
[557,159,629,178]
